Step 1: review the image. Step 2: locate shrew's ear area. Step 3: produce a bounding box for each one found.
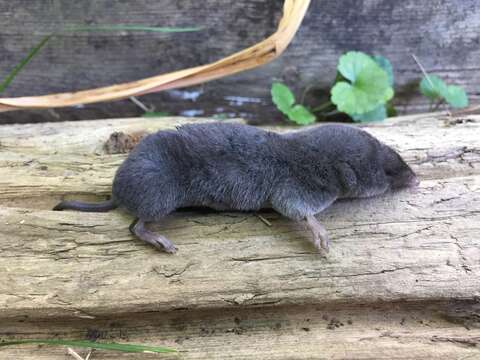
[382,144,419,189]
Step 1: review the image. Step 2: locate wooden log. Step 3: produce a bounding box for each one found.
[0,174,479,318]
[0,1,479,123]
[0,114,479,208]
[0,114,479,359]
[0,114,479,319]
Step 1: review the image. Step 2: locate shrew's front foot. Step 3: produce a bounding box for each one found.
[130,218,178,254]
[305,215,331,253]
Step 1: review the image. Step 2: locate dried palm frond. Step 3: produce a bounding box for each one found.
[0,0,311,113]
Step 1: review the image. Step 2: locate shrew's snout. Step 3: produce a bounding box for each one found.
[390,165,419,189]
[382,144,419,190]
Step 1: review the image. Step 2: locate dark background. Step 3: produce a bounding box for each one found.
[0,0,479,124]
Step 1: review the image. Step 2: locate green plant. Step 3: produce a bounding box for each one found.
[0,25,202,94]
[271,82,316,125]
[272,50,471,125]
[0,339,176,354]
[413,54,469,110]
[271,51,395,125]
[65,25,201,33]
[419,75,468,109]
[0,35,52,93]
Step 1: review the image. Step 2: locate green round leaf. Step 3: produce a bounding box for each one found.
[373,55,394,86]
[444,85,469,108]
[352,105,387,122]
[271,82,295,115]
[286,105,316,125]
[331,71,394,115]
[337,51,375,83]
[419,75,448,100]
[332,52,394,116]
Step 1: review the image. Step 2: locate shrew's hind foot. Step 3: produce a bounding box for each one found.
[129,218,178,254]
[305,215,331,254]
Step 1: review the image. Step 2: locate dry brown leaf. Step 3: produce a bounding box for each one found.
[0,0,311,113]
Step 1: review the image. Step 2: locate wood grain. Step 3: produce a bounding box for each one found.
[1,303,479,359]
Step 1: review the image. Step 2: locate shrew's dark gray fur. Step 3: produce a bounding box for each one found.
[54,123,418,254]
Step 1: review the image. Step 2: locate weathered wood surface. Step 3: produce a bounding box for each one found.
[0,114,479,358]
[1,174,479,318]
[1,0,479,124]
[1,303,480,359]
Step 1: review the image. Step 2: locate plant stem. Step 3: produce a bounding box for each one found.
[64,25,202,33]
[432,99,444,111]
[312,101,334,113]
[300,84,314,105]
[324,110,340,117]
[411,54,435,89]
[0,35,52,94]
[317,110,340,120]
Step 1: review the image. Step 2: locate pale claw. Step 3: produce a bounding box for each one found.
[130,218,178,254]
[306,215,331,254]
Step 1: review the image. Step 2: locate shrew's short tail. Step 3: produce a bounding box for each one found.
[53,199,118,213]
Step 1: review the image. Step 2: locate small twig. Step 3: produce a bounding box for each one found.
[129,96,154,113]
[67,348,86,360]
[411,54,435,89]
[256,214,272,227]
[85,349,94,360]
[451,104,480,117]
[323,110,340,117]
